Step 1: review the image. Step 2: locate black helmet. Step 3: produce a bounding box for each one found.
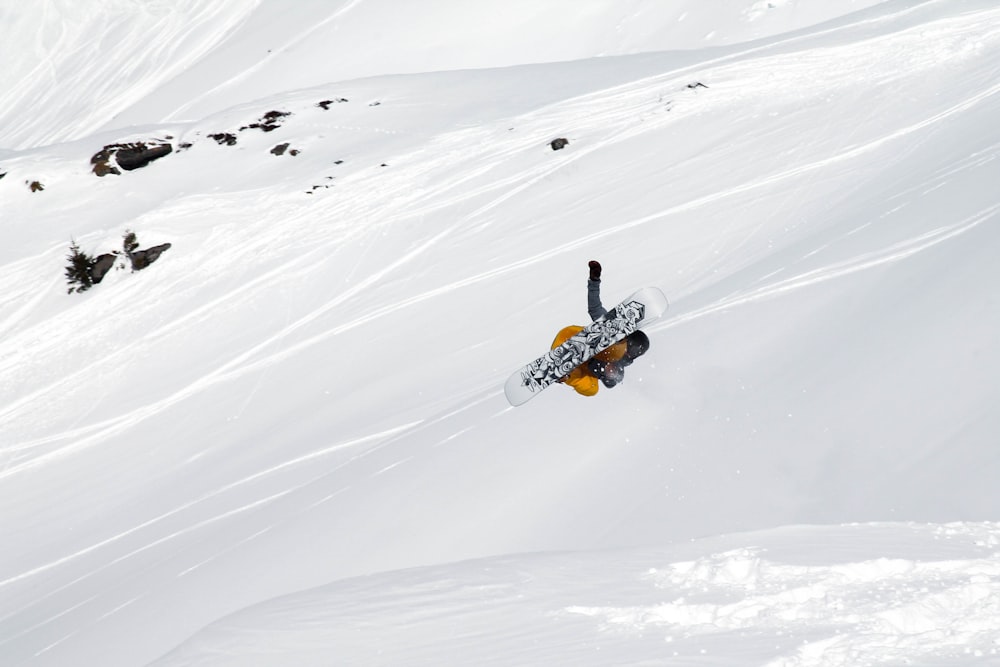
[625,331,650,359]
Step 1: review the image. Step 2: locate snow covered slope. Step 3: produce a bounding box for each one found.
[1,0,999,665]
[1,0,890,148]
[152,523,1000,666]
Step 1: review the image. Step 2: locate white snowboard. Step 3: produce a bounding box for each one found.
[504,286,668,406]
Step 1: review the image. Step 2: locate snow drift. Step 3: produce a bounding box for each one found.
[1,0,999,665]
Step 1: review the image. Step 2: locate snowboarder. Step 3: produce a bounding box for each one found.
[551,261,651,396]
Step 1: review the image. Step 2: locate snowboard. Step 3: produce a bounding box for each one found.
[504,286,668,406]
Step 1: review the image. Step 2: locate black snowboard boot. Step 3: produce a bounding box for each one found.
[624,331,650,360]
[589,358,624,388]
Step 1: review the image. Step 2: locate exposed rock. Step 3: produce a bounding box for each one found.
[0,169,6,180]
[116,143,173,171]
[240,110,290,133]
[91,139,173,176]
[307,176,336,193]
[91,150,121,175]
[270,143,299,156]
[208,132,238,146]
[90,253,117,284]
[209,110,291,147]
[129,243,171,271]
[550,138,569,151]
[318,98,348,109]
[28,180,44,192]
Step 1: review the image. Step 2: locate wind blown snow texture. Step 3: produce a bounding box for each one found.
[1,0,999,665]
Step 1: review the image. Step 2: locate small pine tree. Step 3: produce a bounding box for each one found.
[122,229,139,256]
[65,240,96,293]
[122,229,145,271]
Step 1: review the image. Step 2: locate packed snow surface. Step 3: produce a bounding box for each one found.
[1,0,999,665]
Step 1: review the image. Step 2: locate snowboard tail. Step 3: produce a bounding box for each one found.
[504,286,668,406]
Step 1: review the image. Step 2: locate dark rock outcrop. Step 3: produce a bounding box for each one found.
[270,143,299,156]
[318,98,348,109]
[209,110,291,149]
[115,143,173,171]
[129,243,171,271]
[91,140,173,176]
[208,132,238,146]
[91,150,121,176]
[241,110,290,133]
[550,138,569,151]
[90,253,117,284]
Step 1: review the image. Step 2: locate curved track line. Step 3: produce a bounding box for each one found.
[0,420,418,590]
[648,203,1000,333]
[8,64,993,466]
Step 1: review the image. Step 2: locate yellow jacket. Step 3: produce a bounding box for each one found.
[551,325,627,397]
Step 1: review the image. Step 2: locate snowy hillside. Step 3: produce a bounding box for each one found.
[1,0,999,665]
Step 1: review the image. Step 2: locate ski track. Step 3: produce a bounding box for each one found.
[0,421,418,596]
[4,3,999,476]
[8,164,991,640]
[1,104,617,472]
[0,594,98,651]
[162,0,368,123]
[0,194,378,460]
[651,203,1000,334]
[1,0,258,148]
[3,6,1000,656]
[0,385,502,634]
[0,421,434,645]
[137,4,1000,393]
[0,404,504,655]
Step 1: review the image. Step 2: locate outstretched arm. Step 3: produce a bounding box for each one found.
[587,261,607,321]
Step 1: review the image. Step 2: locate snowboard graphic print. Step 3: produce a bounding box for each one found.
[504,287,668,406]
